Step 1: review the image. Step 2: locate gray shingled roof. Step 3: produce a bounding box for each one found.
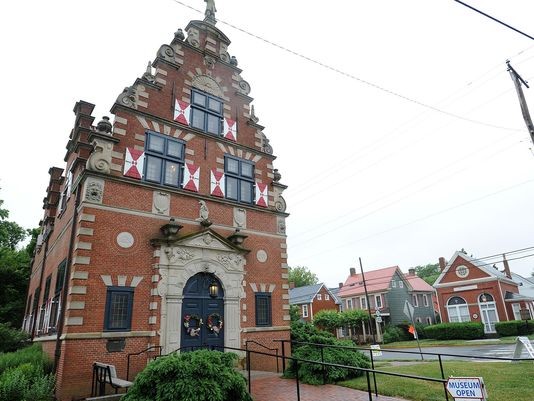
[289,283,325,304]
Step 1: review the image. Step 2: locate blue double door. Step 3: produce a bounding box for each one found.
[181,273,224,350]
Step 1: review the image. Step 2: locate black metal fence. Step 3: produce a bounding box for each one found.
[123,340,534,401]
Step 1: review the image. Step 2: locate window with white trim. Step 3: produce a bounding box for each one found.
[423,294,429,307]
[360,296,367,310]
[325,294,330,301]
[416,317,422,323]
[302,304,309,318]
[375,294,382,309]
[446,296,470,323]
[144,131,185,187]
[413,294,418,307]
[512,303,521,320]
[398,281,404,288]
[426,316,432,325]
[190,89,223,135]
[317,293,322,300]
[391,281,396,288]
[347,299,353,310]
[225,156,254,204]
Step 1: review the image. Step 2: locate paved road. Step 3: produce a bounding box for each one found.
[371,342,534,361]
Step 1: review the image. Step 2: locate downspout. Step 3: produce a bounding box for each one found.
[53,187,81,373]
[31,239,50,340]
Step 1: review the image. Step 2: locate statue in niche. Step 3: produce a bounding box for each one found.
[197,200,212,227]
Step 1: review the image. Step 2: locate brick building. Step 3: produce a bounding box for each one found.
[434,251,533,333]
[289,283,340,322]
[22,6,290,400]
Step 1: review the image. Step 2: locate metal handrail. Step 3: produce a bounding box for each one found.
[245,340,280,373]
[126,345,162,381]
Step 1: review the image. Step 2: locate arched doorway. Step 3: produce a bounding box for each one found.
[478,293,498,333]
[181,272,224,350]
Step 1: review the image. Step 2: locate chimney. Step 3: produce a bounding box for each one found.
[502,254,512,279]
[338,282,343,289]
[289,281,295,289]
[439,257,447,271]
[349,267,356,276]
[408,268,416,276]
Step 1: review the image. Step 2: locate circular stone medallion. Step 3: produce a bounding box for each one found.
[117,232,135,249]
[256,250,268,263]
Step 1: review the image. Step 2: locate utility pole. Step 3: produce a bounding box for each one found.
[507,60,534,146]
[359,257,376,344]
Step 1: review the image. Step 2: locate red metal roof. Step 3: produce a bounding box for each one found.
[404,273,434,292]
[338,266,399,297]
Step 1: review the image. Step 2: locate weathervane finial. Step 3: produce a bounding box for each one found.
[204,0,217,25]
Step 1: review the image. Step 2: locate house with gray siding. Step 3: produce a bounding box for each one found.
[338,266,435,341]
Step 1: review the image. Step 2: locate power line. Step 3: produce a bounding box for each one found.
[453,0,534,41]
[476,245,534,261]
[292,177,534,262]
[170,0,523,132]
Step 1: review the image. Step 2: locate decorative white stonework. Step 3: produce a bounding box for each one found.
[84,177,105,204]
[117,232,135,249]
[154,230,246,354]
[153,191,170,215]
[256,250,268,263]
[233,208,246,229]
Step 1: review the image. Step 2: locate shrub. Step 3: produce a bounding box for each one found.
[0,344,53,375]
[290,321,334,348]
[122,350,252,401]
[495,320,534,337]
[0,323,30,353]
[424,322,484,340]
[383,326,403,344]
[0,362,54,401]
[285,333,370,384]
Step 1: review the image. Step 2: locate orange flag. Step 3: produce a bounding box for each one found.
[408,325,417,338]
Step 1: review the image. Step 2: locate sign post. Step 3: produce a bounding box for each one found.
[446,377,487,401]
[403,300,424,360]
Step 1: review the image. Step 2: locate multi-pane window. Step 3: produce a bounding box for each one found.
[49,261,66,331]
[104,287,134,331]
[360,296,367,309]
[190,89,223,135]
[347,299,353,310]
[302,304,309,318]
[225,156,254,203]
[398,281,404,288]
[255,292,272,326]
[375,295,382,309]
[317,294,322,300]
[144,132,185,187]
[391,281,396,288]
[325,294,330,301]
[447,296,470,323]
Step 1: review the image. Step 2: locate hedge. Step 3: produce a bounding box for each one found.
[495,320,534,337]
[423,322,484,340]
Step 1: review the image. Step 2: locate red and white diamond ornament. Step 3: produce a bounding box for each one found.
[210,170,225,197]
[183,163,200,192]
[123,147,145,179]
[223,118,237,141]
[255,182,268,207]
[174,99,191,125]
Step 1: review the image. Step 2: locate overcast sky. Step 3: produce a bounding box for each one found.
[1,0,534,286]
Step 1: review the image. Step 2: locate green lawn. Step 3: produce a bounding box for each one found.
[339,361,534,401]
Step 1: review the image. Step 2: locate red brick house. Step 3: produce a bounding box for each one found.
[289,283,340,322]
[434,251,533,333]
[22,7,289,400]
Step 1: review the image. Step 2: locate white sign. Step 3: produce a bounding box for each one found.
[513,336,534,361]
[446,377,487,400]
[403,300,414,320]
[370,344,382,357]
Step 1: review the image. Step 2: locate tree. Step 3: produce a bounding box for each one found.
[0,193,36,327]
[413,263,440,286]
[288,266,319,287]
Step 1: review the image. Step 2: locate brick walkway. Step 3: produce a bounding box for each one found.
[249,372,408,401]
